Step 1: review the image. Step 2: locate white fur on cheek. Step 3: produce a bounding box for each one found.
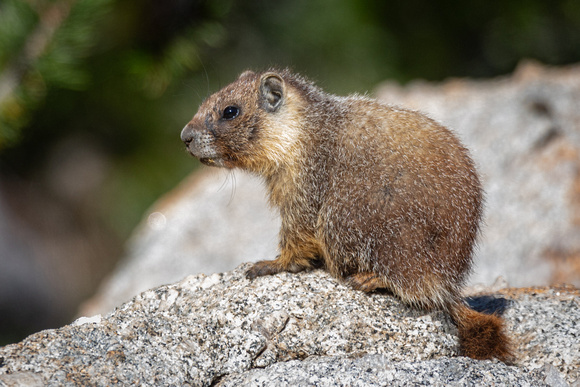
[258,89,306,170]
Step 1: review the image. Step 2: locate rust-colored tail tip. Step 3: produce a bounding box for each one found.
[457,308,515,364]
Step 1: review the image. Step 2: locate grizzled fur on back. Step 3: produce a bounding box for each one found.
[181,69,512,363]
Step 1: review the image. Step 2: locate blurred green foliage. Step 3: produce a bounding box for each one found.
[1,0,580,240]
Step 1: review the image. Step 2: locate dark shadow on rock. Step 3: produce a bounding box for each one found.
[465,295,513,316]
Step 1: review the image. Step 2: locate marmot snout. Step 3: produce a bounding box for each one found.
[181,69,513,363]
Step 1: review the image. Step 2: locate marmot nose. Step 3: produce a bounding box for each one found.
[181,124,193,146]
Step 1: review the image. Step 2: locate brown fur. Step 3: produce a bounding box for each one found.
[450,302,514,362]
[181,69,513,362]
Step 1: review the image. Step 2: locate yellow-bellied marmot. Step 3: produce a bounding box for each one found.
[181,69,512,362]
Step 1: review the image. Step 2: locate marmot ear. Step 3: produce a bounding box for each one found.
[260,73,284,112]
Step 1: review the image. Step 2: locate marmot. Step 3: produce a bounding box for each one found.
[180,69,513,362]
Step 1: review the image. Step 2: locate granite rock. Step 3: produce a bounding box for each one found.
[219,355,552,387]
[2,266,579,386]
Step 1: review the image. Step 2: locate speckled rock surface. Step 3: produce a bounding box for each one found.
[218,355,552,387]
[2,266,578,386]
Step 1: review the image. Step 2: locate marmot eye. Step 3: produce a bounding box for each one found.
[222,106,239,120]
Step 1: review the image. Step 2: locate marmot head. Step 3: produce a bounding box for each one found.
[181,70,305,173]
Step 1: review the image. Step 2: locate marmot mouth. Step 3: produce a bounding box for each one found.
[199,157,222,167]
[199,156,236,168]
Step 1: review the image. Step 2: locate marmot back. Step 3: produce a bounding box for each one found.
[181,69,513,363]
